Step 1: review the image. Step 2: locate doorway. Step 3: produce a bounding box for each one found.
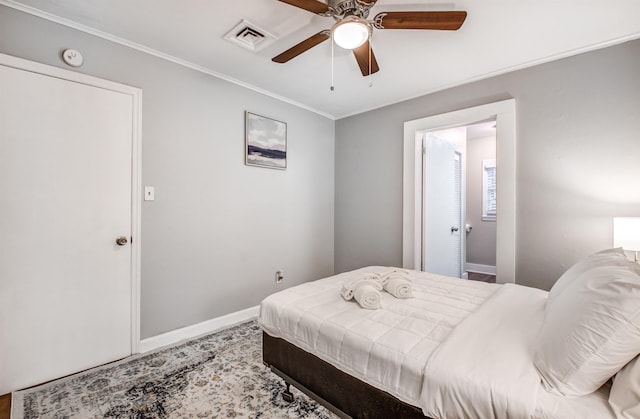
[402,100,516,284]
[420,121,497,279]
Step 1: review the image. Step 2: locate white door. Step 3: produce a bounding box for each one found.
[422,134,462,277]
[0,59,138,393]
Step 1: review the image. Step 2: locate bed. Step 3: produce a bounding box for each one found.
[259,250,640,419]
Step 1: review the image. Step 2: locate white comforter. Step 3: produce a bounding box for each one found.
[259,266,500,407]
[420,283,547,419]
[259,267,615,419]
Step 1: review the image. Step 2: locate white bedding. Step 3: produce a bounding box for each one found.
[420,283,546,418]
[258,267,616,419]
[259,266,500,405]
[535,384,614,419]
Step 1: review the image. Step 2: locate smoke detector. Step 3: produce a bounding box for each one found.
[224,20,277,52]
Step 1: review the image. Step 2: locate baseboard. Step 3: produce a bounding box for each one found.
[465,263,496,275]
[138,305,260,353]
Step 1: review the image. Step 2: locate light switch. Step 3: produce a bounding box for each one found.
[144,186,155,201]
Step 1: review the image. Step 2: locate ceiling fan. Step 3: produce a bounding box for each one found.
[272,0,467,76]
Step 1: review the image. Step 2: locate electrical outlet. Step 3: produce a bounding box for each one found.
[275,270,284,284]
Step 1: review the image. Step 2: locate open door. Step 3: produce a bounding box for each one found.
[422,133,462,277]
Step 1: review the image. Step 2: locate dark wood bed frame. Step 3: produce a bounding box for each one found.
[263,332,431,419]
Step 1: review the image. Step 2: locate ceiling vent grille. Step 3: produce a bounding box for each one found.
[224,20,277,52]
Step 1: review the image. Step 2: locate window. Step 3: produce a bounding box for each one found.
[482,159,496,221]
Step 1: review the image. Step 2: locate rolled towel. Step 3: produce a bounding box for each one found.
[384,276,413,299]
[380,269,412,286]
[341,277,382,301]
[353,284,381,309]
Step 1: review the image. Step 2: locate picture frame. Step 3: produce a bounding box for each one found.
[245,111,287,170]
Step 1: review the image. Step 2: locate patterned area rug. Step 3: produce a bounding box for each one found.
[12,321,338,418]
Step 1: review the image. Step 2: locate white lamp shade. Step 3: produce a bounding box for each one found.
[613,217,640,251]
[333,19,370,50]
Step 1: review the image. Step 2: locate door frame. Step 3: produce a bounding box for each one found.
[0,52,143,353]
[403,99,516,284]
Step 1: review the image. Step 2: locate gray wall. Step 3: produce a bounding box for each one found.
[0,6,335,338]
[335,38,640,291]
[466,135,497,267]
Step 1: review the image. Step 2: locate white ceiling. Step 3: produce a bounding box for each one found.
[6,0,640,119]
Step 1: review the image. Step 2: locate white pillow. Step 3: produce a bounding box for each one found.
[534,260,640,396]
[610,355,640,419]
[546,247,627,308]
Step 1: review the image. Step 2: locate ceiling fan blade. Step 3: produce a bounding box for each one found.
[277,0,330,15]
[374,11,467,30]
[353,41,380,76]
[272,31,330,63]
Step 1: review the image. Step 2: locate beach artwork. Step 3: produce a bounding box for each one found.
[245,112,287,169]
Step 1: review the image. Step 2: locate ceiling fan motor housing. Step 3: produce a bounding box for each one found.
[328,0,374,19]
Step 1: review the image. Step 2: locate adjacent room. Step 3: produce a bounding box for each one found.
[1,0,640,418]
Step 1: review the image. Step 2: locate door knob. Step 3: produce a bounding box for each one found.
[115,236,128,246]
[450,226,459,233]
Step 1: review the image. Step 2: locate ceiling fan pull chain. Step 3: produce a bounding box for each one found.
[368,37,373,88]
[330,31,335,91]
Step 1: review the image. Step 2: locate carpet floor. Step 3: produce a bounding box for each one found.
[12,321,337,419]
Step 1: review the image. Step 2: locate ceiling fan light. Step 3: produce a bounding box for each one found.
[332,18,370,50]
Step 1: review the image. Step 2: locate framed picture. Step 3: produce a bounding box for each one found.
[245,111,287,169]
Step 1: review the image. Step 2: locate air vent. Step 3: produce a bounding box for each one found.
[224,20,277,52]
